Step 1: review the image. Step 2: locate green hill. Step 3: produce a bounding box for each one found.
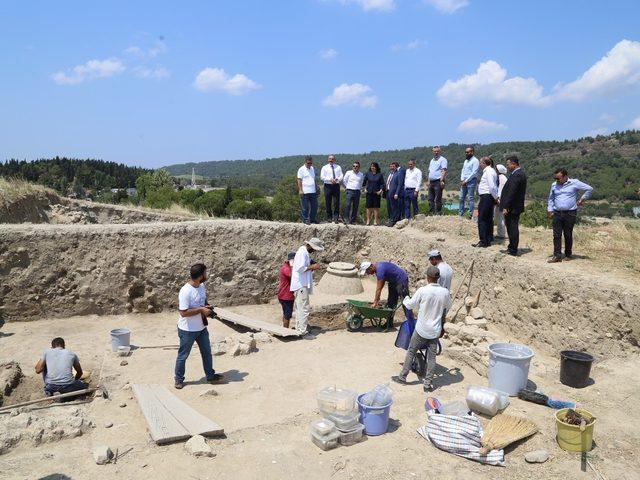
[164,130,640,202]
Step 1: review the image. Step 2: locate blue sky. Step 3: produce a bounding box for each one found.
[1,0,639,168]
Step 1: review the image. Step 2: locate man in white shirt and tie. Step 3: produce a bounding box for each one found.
[473,157,499,248]
[427,146,448,214]
[403,158,423,219]
[320,155,343,223]
[296,156,318,225]
[342,161,365,224]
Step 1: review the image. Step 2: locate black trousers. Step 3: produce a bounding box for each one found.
[505,212,521,254]
[428,180,443,213]
[552,210,577,257]
[477,194,494,245]
[323,183,340,220]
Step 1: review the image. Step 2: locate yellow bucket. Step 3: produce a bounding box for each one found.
[555,408,596,452]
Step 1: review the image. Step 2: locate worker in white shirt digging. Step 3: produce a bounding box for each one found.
[392,266,451,392]
[290,237,325,336]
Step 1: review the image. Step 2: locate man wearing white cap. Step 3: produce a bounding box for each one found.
[290,237,324,335]
[359,261,414,329]
[494,164,508,239]
[427,250,453,291]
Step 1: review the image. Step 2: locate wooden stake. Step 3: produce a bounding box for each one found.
[0,387,98,412]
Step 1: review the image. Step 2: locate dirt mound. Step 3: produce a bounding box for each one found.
[0,217,638,359]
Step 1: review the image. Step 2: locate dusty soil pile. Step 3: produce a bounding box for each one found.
[0,217,638,359]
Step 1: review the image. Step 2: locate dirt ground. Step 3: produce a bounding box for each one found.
[0,308,638,480]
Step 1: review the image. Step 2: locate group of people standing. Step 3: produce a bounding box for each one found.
[297,154,428,226]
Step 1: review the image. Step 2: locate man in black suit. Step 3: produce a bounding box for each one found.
[384,162,404,226]
[499,155,527,256]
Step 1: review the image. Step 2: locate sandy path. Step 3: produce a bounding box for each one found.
[0,311,638,480]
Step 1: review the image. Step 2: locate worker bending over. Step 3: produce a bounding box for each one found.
[35,337,87,397]
[359,261,415,329]
[392,266,451,392]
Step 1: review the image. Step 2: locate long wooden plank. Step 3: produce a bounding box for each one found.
[215,308,302,337]
[132,384,190,444]
[150,385,224,437]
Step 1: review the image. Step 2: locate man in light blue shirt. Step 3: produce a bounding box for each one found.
[427,146,448,214]
[458,146,480,219]
[547,168,593,263]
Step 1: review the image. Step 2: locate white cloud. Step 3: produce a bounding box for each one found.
[599,113,616,124]
[424,0,469,14]
[630,116,640,130]
[458,117,507,133]
[323,83,378,108]
[125,39,167,59]
[437,60,548,107]
[391,39,426,52]
[193,67,261,95]
[587,127,609,137]
[552,40,640,102]
[133,66,170,80]
[337,0,395,11]
[319,48,338,60]
[52,58,125,85]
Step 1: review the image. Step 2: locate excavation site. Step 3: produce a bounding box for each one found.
[0,199,639,480]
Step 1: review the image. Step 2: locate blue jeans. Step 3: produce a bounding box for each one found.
[300,192,318,223]
[404,188,419,219]
[458,179,477,217]
[44,379,88,399]
[174,327,215,384]
[344,189,361,224]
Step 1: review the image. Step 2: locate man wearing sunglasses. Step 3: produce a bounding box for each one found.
[342,162,365,224]
[547,168,593,263]
[459,147,479,219]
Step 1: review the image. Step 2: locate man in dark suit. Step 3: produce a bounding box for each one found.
[395,162,406,223]
[384,162,404,226]
[499,155,527,256]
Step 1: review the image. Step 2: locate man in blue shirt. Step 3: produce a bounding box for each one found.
[458,147,479,219]
[427,146,448,214]
[547,168,593,263]
[359,261,415,329]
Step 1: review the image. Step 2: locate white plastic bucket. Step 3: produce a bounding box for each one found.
[487,343,534,396]
[110,328,131,352]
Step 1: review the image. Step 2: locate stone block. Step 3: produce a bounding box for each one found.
[93,445,113,465]
[469,307,484,319]
[185,435,215,457]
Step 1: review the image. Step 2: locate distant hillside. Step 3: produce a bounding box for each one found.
[164,130,640,201]
[0,157,151,194]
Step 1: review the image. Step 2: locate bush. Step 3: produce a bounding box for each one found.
[193,190,227,216]
[271,175,300,222]
[226,199,252,218]
[178,188,203,208]
[144,185,178,209]
[248,198,272,220]
[521,201,552,228]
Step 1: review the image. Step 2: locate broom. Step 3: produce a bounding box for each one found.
[479,414,538,454]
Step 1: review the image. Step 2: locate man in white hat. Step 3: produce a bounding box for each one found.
[290,238,324,335]
[359,261,414,329]
[427,250,453,291]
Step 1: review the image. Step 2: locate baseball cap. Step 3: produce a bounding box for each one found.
[427,250,441,259]
[287,252,296,261]
[359,261,372,276]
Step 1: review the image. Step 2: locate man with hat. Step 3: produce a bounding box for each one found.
[427,250,453,291]
[359,261,414,329]
[392,265,451,392]
[277,252,296,328]
[290,238,324,335]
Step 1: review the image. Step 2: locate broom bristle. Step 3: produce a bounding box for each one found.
[479,414,538,454]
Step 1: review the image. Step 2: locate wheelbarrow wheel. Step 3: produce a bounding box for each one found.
[346,314,363,332]
[411,351,426,379]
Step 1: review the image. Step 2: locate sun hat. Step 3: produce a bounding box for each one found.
[305,237,325,251]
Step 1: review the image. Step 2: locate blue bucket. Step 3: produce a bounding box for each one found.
[357,394,392,436]
[394,318,416,350]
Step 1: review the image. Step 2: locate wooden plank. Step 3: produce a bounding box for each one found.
[215,308,302,337]
[0,388,98,412]
[132,384,190,445]
[150,385,224,437]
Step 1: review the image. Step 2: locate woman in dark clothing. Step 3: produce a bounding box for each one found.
[363,162,385,226]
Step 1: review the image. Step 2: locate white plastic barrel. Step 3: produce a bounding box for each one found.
[110,328,131,352]
[487,343,534,396]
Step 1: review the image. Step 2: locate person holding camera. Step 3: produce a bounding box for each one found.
[174,263,223,390]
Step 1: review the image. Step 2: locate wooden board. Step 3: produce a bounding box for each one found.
[152,385,224,437]
[132,384,190,444]
[132,384,224,445]
[215,308,302,337]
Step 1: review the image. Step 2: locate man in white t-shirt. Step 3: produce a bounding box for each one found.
[427,249,453,291]
[174,263,222,389]
[297,156,318,225]
[393,266,451,392]
[290,237,324,335]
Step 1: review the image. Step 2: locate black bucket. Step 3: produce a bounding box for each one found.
[560,350,594,388]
